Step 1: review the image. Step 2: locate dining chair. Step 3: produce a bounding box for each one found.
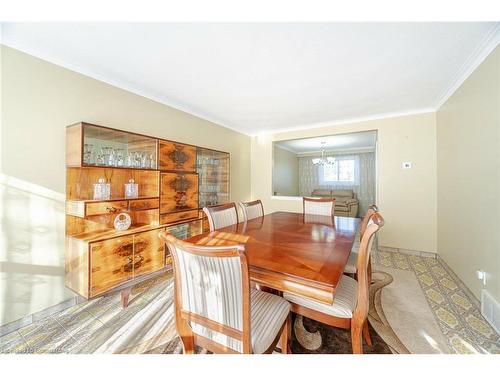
[239,199,264,221]
[283,212,385,354]
[302,197,335,216]
[203,202,239,231]
[344,204,379,276]
[160,232,291,354]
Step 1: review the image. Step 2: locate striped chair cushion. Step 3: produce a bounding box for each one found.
[283,275,358,318]
[191,289,291,353]
[303,200,334,216]
[243,204,263,221]
[207,207,238,230]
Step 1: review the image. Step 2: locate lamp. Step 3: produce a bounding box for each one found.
[312,142,336,165]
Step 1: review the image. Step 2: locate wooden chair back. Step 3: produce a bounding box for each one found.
[354,212,384,323]
[160,232,251,353]
[302,197,335,216]
[203,203,239,231]
[239,199,264,221]
[359,204,379,237]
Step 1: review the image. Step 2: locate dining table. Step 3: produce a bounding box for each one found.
[186,211,360,305]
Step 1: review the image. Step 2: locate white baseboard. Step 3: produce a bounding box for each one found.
[481,289,500,334]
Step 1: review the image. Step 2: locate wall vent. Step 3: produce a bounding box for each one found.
[481,289,500,334]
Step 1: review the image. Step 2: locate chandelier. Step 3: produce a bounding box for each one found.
[312,142,336,165]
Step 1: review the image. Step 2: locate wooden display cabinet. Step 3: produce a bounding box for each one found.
[65,123,227,306]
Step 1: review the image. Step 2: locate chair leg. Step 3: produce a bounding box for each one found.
[180,334,195,354]
[363,320,372,346]
[279,314,291,354]
[351,321,363,354]
[177,319,195,354]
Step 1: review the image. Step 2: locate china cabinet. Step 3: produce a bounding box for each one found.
[65,122,228,305]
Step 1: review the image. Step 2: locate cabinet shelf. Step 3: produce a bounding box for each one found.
[69,223,163,243]
[67,196,159,204]
[68,218,202,244]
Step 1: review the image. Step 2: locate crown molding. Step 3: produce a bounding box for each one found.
[1,41,251,137]
[434,22,500,109]
[297,146,375,157]
[273,143,298,154]
[253,108,435,136]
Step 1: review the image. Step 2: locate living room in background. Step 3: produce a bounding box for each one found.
[272,131,377,217]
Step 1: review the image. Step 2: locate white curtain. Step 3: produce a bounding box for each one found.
[298,152,376,216]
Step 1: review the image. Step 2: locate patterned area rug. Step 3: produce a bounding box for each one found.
[146,315,392,354]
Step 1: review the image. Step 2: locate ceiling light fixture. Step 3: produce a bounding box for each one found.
[312,142,336,165]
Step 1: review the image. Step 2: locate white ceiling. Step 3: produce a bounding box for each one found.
[275,131,376,154]
[2,22,499,135]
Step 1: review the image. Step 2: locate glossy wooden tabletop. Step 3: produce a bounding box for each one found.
[186,211,360,304]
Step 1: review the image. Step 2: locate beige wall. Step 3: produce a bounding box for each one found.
[436,45,500,302]
[251,112,438,252]
[0,46,251,325]
[272,145,299,196]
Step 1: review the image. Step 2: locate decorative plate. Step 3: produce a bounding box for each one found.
[114,212,131,231]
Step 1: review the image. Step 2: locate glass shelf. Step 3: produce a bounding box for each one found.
[82,124,158,169]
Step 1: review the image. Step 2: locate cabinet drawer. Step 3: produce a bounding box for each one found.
[160,209,199,224]
[90,235,134,297]
[86,201,128,216]
[160,172,199,213]
[129,198,159,211]
[133,229,165,278]
[159,140,196,172]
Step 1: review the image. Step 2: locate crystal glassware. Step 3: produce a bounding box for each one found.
[140,152,148,168]
[116,148,124,167]
[108,149,115,166]
[124,179,138,198]
[102,147,112,165]
[93,178,111,200]
[133,151,141,167]
[83,144,95,165]
[95,152,104,166]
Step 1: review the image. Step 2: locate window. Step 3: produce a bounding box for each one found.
[323,158,355,183]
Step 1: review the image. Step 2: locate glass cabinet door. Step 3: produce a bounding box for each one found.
[82,124,157,169]
[196,147,230,207]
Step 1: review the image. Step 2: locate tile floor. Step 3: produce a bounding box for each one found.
[0,272,173,354]
[372,250,500,354]
[1,250,499,354]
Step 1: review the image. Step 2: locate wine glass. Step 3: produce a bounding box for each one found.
[102,147,112,165]
[116,148,124,167]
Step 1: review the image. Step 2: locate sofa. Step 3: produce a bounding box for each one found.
[310,189,359,217]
